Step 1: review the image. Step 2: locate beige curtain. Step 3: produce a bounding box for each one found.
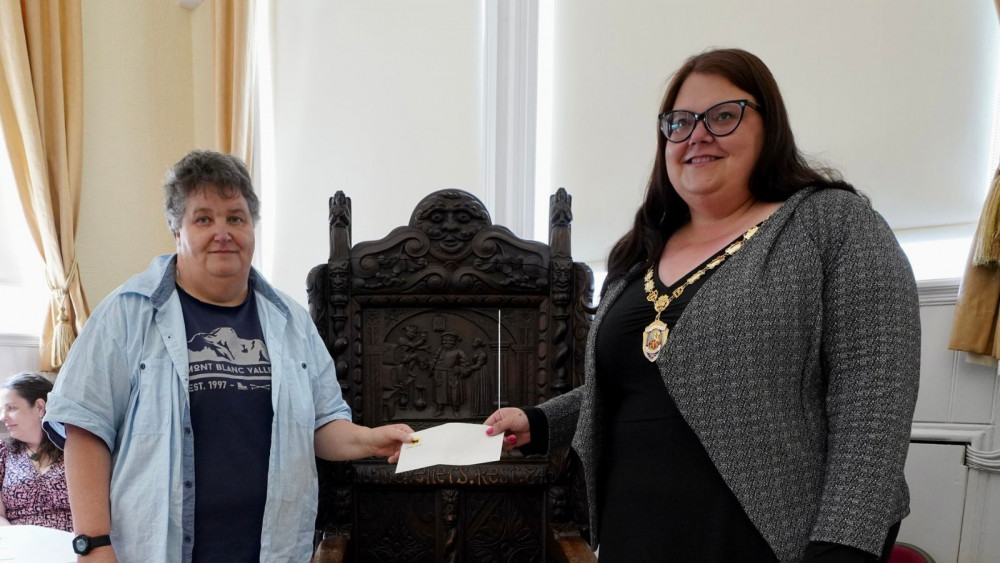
[949,2,1000,358]
[0,0,88,371]
[214,0,255,169]
[950,169,1000,358]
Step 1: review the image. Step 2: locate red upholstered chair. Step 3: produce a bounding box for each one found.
[888,543,935,563]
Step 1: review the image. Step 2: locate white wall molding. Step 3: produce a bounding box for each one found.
[0,334,39,348]
[0,333,40,376]
[917,278,960,307]
[483,0,538,238]
[907,421,995,561]
[910,422,992,449]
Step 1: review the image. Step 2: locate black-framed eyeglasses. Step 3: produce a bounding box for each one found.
[659,99,762,143]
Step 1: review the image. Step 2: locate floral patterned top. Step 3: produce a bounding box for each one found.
[0,440,71,531]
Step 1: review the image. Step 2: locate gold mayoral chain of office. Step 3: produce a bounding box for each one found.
[642,223,761,362]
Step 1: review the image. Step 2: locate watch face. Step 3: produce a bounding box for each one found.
[74,537,88,552]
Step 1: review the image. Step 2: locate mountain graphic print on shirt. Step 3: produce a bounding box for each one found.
[188,326,272,392]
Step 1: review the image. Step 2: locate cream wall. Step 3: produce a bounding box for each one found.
[76,0,209,306]
[191,3,214,149]
[0,2,211,356]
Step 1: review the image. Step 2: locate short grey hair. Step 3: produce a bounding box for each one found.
[162,150,260,234]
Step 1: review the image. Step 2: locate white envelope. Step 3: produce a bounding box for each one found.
[395,422,504,474]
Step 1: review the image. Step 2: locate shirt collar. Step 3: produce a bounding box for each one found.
[120,254,290,318]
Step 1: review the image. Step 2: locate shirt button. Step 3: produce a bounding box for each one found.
[184,427,191,435]
[184,535,191,543]
[184,481,192,489]
[140,363,146,370]
[301,362,307,369]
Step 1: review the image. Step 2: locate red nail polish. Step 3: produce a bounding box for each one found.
[486,427,493,435]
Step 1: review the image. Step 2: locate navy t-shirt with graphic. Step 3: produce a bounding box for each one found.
[178,284,274,562]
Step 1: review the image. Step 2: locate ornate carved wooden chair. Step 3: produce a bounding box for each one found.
[307,188,595,562]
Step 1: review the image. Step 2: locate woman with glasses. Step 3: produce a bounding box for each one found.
[0,372,71,531]
[486,48,918,562]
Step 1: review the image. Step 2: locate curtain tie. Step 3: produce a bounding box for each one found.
[972,168,1000,267]
[46,258,80,368]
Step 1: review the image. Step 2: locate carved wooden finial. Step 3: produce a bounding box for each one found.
[549,187,573,258]
[329,191,352,261]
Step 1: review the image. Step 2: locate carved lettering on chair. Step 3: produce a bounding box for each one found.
[352,462,548,486]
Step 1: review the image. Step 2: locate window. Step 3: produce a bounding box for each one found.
[897,232,974,282]
[899,73,1000,282]
[538,2,997,287]
[0,132,47,336]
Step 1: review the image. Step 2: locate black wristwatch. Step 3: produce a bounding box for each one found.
[72,534,112,555]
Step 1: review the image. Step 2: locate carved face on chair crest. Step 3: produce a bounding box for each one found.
[411,191,490,254]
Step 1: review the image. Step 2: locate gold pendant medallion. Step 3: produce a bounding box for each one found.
[642,319,668,362]
[639,220,763,362]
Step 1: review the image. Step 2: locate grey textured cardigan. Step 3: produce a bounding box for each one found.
[538,187,920,562]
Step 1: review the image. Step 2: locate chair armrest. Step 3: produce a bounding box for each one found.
[311,533,349,563]
[547,524,597,563]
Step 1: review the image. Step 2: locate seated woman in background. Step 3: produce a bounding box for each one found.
[0,372,71,531]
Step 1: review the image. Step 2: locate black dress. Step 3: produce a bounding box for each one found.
[593,256,779,563]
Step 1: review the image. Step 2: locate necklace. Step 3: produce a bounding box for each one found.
[26,447,39,462]
[641,223,761,362]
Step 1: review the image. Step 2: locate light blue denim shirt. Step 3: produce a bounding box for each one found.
[44,255,352,562]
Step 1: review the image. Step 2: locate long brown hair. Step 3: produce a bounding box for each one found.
[3,372,62,464]
[605,48,857,285]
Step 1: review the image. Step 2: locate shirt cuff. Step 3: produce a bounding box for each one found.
[518,406,549,456]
